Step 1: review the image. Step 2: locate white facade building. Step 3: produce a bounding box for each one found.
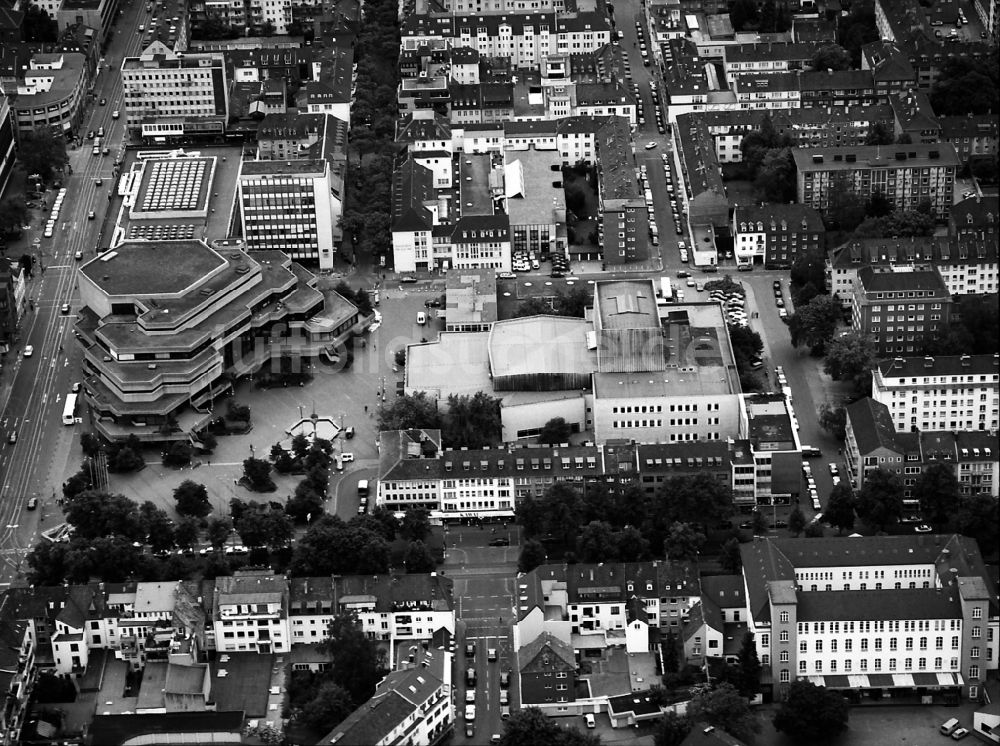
[872,355,1000,433]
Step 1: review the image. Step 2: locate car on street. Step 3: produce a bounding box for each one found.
[498,271,516,279]
[771,520,788,529]
[488,647,497,661]
[500,670,510,688]
[88,210,95,220]
[465,688,476,703]
[75,250,83,260]
[112,110,120,119]
[915,524,933,533]
[72,381,82,393]
[644,141,658,149]
[828,463,839,476]
[341,452,354,462]
[951,728,970,740]
[7,432,16,444]
[465,722,475,738]
[466,640,476,657]
[27,497,38,510]
[423,298,440,308]
[488,537,510,546]
[465,704,476,720]
[95,177,103,186]
[400,275,418,283]
[23,345,33,357]
[61,303,70,314]
[676,271,690,278]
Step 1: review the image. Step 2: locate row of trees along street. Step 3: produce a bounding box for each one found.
[335,0,400,265]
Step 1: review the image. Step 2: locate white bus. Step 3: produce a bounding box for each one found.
[62,393,78,425]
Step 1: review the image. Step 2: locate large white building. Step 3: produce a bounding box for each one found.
[742,535,998,702]
[237,114,348,270]
[872,355,1000,433]
[121,47,229,141]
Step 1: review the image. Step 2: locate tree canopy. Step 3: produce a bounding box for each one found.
[289,515,392,576]
[810,44,852,71]
[500,707,602,746]
[854,210,935,239]
[773,681,850,743]
[377,391,441,431]
[823,331,876,393]
[537,417,572,445]
[18,128,68,183]
[788,294,843,355]
[174,480,212,518]
[443,392,502,448]
[914,463,960,528]
[688,683,761,744]
[930,49,1000,116]
[856,469,903,531]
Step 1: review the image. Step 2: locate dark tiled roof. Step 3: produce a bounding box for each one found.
[797,588,961,621]
[856,266,948,293]
[518,632,575,673]
[876,354,1000,380]
[733,203,825,234]
[846,397,900,455]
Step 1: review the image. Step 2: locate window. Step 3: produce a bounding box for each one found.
[780,611,789,623]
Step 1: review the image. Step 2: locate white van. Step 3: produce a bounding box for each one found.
[940,719,960,735]
[416,311,427,325]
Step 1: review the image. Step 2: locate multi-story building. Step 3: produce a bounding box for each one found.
[400,12,613,69]
[444,268,497,332]
[12,52,88,136]
[0,262,24,347]
[0,98,14,197]
[794,144,960,220]
[871,354,1000,433]
[671,116,729,230]
[938,114,999,164]
[851,266,953,357]
[889,89,941,144]
[320,647,453,745]
[212,570,290,655]
[736,394,804,506]
[721,42,820,80]
[0,595,35,746]
[75,239,361,442]
[238,113,348,270]
[798,69,878,109]
[731,203,824,268]
[950,195,999,242]
[844,397,999,499]
[741,535,998,702]
[826,236,999,306]
[862,41,917,98]
[598,117,648,265]
[121,48,228,142]
[133,0,189,52]
[730,74,801,111]
[53,0,126,46]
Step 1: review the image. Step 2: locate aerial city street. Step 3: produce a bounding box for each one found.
[0,0,996,743]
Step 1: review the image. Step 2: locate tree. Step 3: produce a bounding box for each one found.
[729,0,759,30]
[173,480,212,518]
[17,128,67,182]
[291,433,310,463]
[737,631,762,697]
[242,457,276,492]
[286,481,324,523]
[235,504,293,551]
[320,613,387,705]
[23,3,58,41]
[403,540,436,572]
[752,510,768,535]
[855,210,935,239]
[0,198,28,235]
[173,516,201,549]
[443,391,502,448]
[518,539,548,573]
[788,294,843,355]
[664,521,706,561]
[354,287,373,316]
[930,51,1000,116]
[295,680,354,733]
[824,180,867,232]
[823,331,876,393]
[513,296,555,317]
[952,493,1000,557]
[773,680,850,743]
[856,469,903,531]
[654,713,692,746]
[658,473,734,533]
[26,540,70,585]
[824,483,856,534]
[65,491,144,541]
[615,525,650,562]
[138,501,175,553]
[913,463,961,528]
[838,4,880,66]
[538,417,572,445]
[377,391,441,431]
[227,402,251,422]
[399,508,431,542]
[162,440,192,466]
[818,403,848,442]
[810,44,852,71]
[788,505,806,536]
[719,537,743,574]
[864,120,895,146]
[577,521,620,562]
[754,148,796,203]
[500,707,601,746]
[289,516,391,576]
[740,116,793,178]
[207,517,233,549]
[688,683,761,745]
[106,436,145,472]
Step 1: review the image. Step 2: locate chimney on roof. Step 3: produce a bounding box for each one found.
[924,356,934,368]
[961,355,971,366]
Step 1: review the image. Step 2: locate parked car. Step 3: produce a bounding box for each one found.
[23,345,33,357]
[400,275,418,283]
[341,452,354,463]
[27,497,38,510]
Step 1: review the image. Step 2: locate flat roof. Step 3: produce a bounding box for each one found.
[595,280,660,330]
[504,149,564,227]
[406,332,494,399]
[81,241,226,297]
[488,316,595,380]
[458,153,494,216]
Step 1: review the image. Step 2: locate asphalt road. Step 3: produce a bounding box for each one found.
[0,2,149,587]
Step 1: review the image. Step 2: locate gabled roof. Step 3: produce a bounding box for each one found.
[518,632,576,674]
[377,428,442,481]
[856,266,948,294]
[391,158,436,232]
[846,397,901,456]
[877,354,1000,380]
